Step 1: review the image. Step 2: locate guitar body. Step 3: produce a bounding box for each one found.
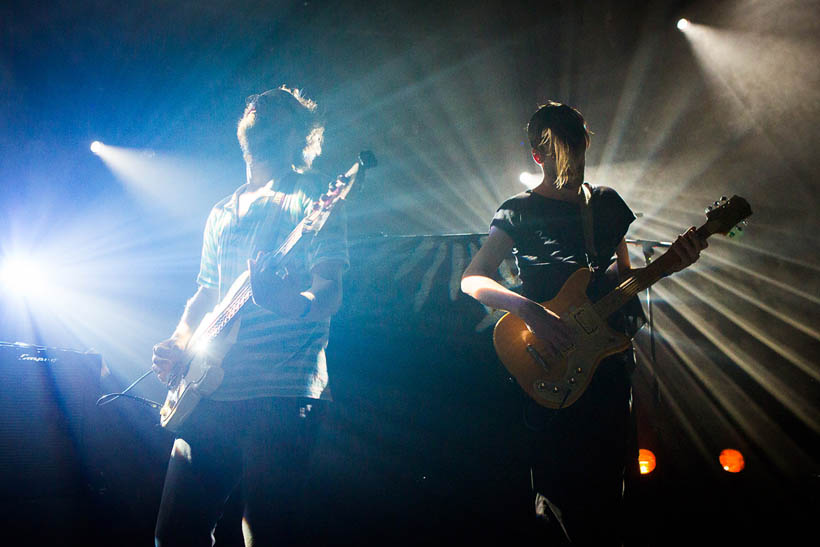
[492,195,752,410]
[493,268,631,409]
[159,274,246,431]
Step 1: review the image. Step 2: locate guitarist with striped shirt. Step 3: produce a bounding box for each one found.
[152,86,348,547]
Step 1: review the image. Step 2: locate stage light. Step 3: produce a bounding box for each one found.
[519,171,541,188]
[677,18,690,31]
[0,256,48,296]
[719,449,745,473]
[638,448,657,475]
[90,141,103,154]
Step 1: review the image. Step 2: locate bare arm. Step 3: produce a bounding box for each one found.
[172,286,219,344]
[613,238,633,280]
[152,285,218,383]
[461,227,572,352]
[461,227,538,318]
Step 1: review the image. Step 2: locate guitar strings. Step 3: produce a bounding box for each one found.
[199,215,312,339]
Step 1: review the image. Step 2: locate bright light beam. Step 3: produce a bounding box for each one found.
[90,143,231,228]
[677,18,690,31]
[0,256,49,297]
[90,140,104,154]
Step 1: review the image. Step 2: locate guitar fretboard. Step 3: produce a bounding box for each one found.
[199,215,310,342]
[592,224,712,320]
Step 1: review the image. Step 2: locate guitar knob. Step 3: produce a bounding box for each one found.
[569,377,576,384]
[576,367,583,374]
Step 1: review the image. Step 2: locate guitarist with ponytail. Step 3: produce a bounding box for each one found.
[461,102,706,545]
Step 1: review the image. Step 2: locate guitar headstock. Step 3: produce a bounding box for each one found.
[303,151,377,234]
[358,150,377,169]
[703,195,752,239]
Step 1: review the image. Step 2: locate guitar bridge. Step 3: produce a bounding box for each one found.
[526,344,550,373]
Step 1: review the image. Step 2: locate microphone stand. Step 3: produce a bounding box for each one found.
[625,238,672,403]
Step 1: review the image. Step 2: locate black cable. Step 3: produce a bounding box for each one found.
[96,368,162,410]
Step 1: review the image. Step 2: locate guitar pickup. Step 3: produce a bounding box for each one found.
[571,306,599,335]
[526,345,551,373]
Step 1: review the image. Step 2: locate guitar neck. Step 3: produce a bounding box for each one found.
[593,224,711,320]
[196,218,309,343]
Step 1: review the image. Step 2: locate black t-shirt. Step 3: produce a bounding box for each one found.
[491,185,635,303]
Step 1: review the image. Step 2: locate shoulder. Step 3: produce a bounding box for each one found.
[204,193,235,226]
[591,185,630,209]
[211,193,233,213]
[491,190,536,236]
[590,185,635,228]
[497,190,535,211]
[591,184,621,200]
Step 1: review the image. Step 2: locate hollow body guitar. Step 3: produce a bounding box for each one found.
[492,195,752,410]
[159,152,376,431]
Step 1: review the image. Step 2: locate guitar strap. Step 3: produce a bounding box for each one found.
[579,182,598,270]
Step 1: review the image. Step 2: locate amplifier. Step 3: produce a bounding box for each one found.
[0,342,101,501]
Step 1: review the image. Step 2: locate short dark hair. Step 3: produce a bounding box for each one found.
[236,85,324,171]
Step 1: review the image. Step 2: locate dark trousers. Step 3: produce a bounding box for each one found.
[154,397,324,547]
[525,353,638,546]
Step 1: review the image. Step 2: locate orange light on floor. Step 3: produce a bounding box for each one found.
[719,449,745,473]
[638,449,656,475]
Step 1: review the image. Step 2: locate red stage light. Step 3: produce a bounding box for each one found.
[639,449,656,475]
[719,449,745,473]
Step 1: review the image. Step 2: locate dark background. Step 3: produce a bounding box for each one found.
[1,0,818,544]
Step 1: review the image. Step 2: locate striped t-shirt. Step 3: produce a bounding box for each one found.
[195,173,348,401]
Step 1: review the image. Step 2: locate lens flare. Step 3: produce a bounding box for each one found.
[0,256,48,296]
[519,171,541,188]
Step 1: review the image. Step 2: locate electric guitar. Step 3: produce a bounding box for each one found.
[492,195,752,409]
[159,151,377,430]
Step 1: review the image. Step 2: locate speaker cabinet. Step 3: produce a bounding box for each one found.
[0,342,101,501]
